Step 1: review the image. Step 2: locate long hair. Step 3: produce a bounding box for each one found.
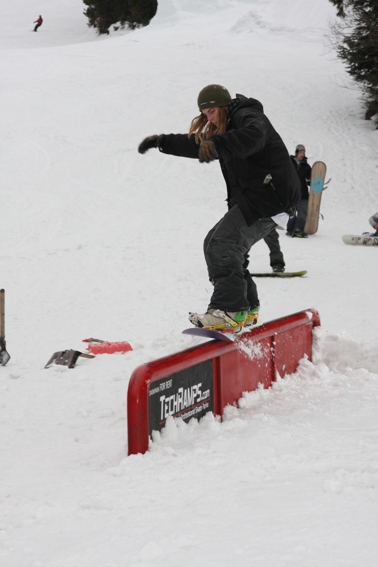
[188,106,228,144]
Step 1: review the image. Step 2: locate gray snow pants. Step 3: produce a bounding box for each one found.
[286,199,308,234]
[204,205,277,312]
[264,228,285,268]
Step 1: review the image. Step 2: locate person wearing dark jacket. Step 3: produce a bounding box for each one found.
[33,16,43,32]
[286,144,312,238]
[138,85,300,332]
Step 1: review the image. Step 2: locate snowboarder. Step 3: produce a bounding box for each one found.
[138,84,300,332]
[33,15,43,32]
[286,144,312,238]
[367,212,378,236]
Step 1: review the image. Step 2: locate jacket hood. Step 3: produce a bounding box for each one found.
[227,94,264,123]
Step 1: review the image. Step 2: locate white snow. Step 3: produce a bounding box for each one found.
[1,1,378,565]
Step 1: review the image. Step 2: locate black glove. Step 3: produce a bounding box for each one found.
[138,135,164,154]
[198,140,218,163]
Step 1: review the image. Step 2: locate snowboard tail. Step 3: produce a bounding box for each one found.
[183,321,261,342]
[183,327,236,342]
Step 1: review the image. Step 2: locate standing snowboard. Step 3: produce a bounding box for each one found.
[304,161,327,235]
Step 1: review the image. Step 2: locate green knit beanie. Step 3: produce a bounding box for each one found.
[197,84,232,110]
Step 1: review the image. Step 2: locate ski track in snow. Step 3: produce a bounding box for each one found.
[1,1,378,566]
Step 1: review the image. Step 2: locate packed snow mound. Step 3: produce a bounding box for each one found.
[154,0,336,35]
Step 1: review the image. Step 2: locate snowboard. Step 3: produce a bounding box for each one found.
[342,234,378,246]
[304,161,327,235]
[183,327,236,342]
[250,270,307,278]
[183,321,261,342]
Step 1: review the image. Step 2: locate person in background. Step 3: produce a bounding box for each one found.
[138,84,300,333]
[286,144,312,238]
[365,213,378,236]
[33,15,43,32]
[264,228,285,273]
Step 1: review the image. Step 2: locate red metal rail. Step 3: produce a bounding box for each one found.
[127,309,320,455]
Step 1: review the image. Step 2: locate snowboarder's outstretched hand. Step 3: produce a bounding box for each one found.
[198,140,218,163]
[138,135,164,154]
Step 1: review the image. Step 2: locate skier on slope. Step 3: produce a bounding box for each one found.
[33,15,43,32]
[138,84,300,333]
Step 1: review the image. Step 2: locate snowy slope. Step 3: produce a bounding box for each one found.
[1,1,378,566]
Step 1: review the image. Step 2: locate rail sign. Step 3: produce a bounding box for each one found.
[148,360,214,435]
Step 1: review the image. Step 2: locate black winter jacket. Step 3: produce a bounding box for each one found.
[290,156,312,200]
[159,95,300,226]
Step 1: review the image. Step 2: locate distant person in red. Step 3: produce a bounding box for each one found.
[33,15,43,32]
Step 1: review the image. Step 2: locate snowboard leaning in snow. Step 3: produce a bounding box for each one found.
[304,161,328,235]
[342,234,378,246]
[250,270,307,278]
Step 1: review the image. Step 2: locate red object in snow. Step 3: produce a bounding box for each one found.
[127,308,321,456]
[86,341,132,355]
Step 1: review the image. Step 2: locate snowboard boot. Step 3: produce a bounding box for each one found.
[188,309,247,333]
[245,306,260,328]
[272,264,285,273]
[292,230,308,238]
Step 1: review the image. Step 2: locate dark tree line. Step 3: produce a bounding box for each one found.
[83,0,158,35]
[329,0,378,123]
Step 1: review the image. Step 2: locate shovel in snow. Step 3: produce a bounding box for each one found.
[45,349,95,369]
[0,289,11,366]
